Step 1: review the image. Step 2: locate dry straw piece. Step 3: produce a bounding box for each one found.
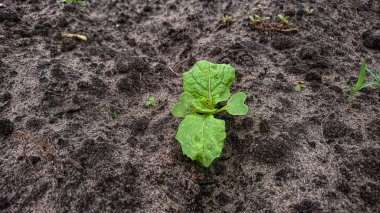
[61,33,87,41]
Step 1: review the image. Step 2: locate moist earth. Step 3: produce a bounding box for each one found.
[1,0,380,212]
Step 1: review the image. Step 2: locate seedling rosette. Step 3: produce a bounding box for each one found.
[221,15,234,26]
[172,60,249,167]
[145,96,156,107]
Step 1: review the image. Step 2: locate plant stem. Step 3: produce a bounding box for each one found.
[211,105,228,115]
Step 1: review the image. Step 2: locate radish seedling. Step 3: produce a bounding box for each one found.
[295,81,305,92]
[146,96,156,107]
[349,59,380,100]
[249,14,297,33]
[249,15,271,26]
[221,15,234,26]
[304,7,315,16]
[295,84,302,92]
[277,14,292,27]
[172,60,249,167]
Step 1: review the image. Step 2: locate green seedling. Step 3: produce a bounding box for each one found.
[295,84,302,92]
[221,15,234,26]
[295,80,305,92]
[277,14,292,26]
[146,96,156,107]
[249,15,270,26]
[349,59,380,101]
[249,14,297,33]
[61,0,85,4]
[172,60,249,167]
[112,111,119,128]
[304,7,315,16]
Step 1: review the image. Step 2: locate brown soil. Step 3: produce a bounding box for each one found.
[1,0,379,212]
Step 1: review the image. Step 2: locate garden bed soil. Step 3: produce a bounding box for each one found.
[1,0,380,212]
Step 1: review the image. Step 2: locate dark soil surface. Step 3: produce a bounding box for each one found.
[1,0,380,212]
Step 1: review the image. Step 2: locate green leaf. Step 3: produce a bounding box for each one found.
[349,59,367,100]
[176,114,226,167]
[112,111,119,120]
[371,70,380,84]
[353,59,367,92]
[145,96,156,107]
[183,60,235,108]
[375,71,380,83]
[192,98,217,113]
[172,93,195,118]
[172,93,217,117]
[226,92,249,115]
[358,81,379,90]
[295,84,302,92]
[366,69,380,84]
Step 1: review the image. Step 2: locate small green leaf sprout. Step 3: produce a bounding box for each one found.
[249,14,297,33]
[146,96,156,107]
[221,15,234,26]
[295,81,305,92]
[349,59,380,101]
[304,6,315,16]
[249,15,270,26]
[277,14,292,26]
[295,84,301,92]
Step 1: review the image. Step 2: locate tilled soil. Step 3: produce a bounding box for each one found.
[1,0,379,212]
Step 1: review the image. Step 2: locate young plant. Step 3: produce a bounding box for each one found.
[349,59,380,100]
[221,15,234,26]
[146,96,156,107]
[249,15,270,26]
[249,14,297,33]
[277,14,292,26]
[295,84,302,92]
[172,60,249,167]
[304,6,315,16]
[294,81,304,92]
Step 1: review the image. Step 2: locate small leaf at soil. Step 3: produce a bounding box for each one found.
[295,84,302,92]
[226,92,249,115]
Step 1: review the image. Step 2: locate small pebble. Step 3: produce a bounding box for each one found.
[37,59,51,68]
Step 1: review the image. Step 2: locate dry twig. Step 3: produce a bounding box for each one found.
[62,33,87,41]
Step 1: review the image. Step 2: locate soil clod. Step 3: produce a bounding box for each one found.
[362,29,380,50]
[0,119,14,137]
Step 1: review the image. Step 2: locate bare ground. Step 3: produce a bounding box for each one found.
[0,0,380,212]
